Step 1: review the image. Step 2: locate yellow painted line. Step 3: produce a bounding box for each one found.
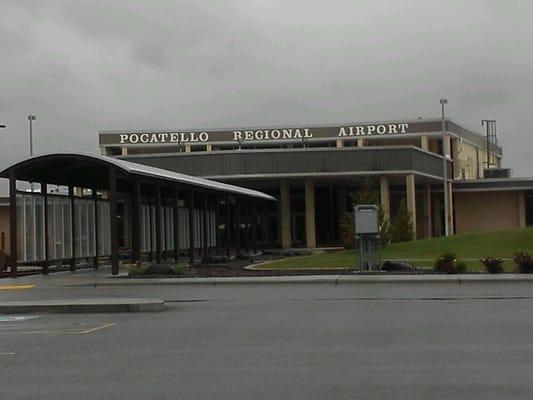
[0,284,35,290]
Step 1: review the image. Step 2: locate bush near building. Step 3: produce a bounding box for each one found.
[389,198,414,243]
[339,178,390,248]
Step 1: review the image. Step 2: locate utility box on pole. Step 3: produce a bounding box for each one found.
[354,204,380,271]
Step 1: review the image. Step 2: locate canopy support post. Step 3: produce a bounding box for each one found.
[188,190,195,264]
[69,186,76,272]
[173,187,180,262]
[9,169,17,277]
[42,183,49,275]
[215,196,221,256]
[235,198,241,256]
[93,188,99,269]
[225,195,231,258]
[109,168,119,275]
[155,184,162,263]
[202,193,209,262]
[132,180,141,263]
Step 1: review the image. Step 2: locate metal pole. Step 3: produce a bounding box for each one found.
[440,98,449,237]
[28,115,36,192]
[29,118,33,156]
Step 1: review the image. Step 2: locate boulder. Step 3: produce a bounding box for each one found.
[144,263,176,275]
[381,261,414,271]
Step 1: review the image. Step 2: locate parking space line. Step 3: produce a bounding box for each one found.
[0,352,16,355]
[80,322,116,334]
[24,322,116,335]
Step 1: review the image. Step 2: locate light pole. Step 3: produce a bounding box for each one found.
[28,114,36,192]
[440,98,449,237]
[28,114,36,156]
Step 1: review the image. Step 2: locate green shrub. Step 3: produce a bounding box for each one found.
[339,178,391,248]
[513,251,533,273]
[378,206,390,245]
[390,198,414,243]
[480,257,504,274]
[128,262,146,277]
[434,253,467,274]
[174,264,187,276]
[455,261,468,274]
[339,211,355,249]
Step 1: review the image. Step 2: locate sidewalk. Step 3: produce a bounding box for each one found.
[5,266,533,288]
[70,272,533,286]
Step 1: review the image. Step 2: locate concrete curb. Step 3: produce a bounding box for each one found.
[0,298,166,314]
[66,274,533,287]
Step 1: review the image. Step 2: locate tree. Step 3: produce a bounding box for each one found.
[339,178,390,247]
[390,198,414,243]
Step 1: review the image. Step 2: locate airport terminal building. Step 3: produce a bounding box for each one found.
[99,118,533,249]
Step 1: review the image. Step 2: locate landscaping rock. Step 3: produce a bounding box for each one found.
[144,263,176,275]
[381,261,414,271]
[202,255,234,264]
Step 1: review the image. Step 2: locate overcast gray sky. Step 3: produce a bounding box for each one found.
[1,0,533,182]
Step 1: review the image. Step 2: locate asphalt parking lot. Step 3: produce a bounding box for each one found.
[2,273,533,399]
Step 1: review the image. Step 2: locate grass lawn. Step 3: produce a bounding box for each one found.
[256,228,533,272]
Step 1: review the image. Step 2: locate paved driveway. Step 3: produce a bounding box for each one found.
[1,270,533,399]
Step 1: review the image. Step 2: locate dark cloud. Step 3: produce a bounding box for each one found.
[1,0,533,190]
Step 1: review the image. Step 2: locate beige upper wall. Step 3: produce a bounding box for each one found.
[455,141,480,179]
[455,190,525,234]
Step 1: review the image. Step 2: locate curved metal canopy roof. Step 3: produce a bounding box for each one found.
[0,152,275,201]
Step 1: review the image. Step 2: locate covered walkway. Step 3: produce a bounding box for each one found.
[0,153,275,276]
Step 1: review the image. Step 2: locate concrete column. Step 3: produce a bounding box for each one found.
[420,136,429,151]
[406,174,417,239]
[423,184,432,238]
[206,144,213,152]
[357,138,364,147]
[448,181,454,234]
[304,178,316,248]
[518,191,526,228]
[185,144,191,152]
[379,176,390,224]
[280,179,292,249]
[335,139,343,148]
[121,146,128,156]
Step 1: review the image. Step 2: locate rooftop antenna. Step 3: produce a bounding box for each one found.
[481,120,497,168]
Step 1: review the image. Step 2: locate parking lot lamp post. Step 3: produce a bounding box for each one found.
[440,98,449,237]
